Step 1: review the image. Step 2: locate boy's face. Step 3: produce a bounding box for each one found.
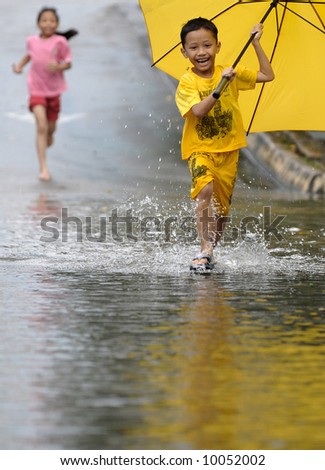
[181,28,221,77]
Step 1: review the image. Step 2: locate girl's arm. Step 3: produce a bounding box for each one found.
[251,24,274,83]
[48,61,72,73]
[12,54,31,73]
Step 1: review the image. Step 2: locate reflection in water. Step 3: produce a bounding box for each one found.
[132,280,239,450]
[2,266,323,450]
[126,276,325,449]
[27,192,62,219]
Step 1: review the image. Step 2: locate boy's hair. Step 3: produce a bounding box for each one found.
[37,7,59,23]
[180,17,218,47]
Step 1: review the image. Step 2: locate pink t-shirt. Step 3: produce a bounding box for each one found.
[27,34,71,97]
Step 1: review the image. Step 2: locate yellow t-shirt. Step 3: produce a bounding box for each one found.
[175,64,257,160]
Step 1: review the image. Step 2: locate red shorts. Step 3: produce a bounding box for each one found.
[29,95,61,121]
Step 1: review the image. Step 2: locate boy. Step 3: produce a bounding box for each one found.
[175,18,274,272]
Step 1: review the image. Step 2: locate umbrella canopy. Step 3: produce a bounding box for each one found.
[139,0,325,133]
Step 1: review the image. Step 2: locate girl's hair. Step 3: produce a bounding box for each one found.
[180,17,218,46]
[36,6,78,40]
[37,7,59,23]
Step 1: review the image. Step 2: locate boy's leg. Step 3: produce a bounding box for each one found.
[32,104,50,181]
[210,150,240,246]
[192,181,215,266]
[211,214,229,247]
[188,154,216,266]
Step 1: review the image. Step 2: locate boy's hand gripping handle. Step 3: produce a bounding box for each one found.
[212,31,259,100]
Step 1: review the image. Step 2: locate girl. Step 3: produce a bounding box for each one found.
[13,8,75,181]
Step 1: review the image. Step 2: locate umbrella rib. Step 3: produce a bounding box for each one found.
[209,1,242,23]
[247,1,325,133]
[151,0,324,68]
[247,4,285,134]
[152,43,181,68]
[151,1,241,67]
[311,4,325,30]
[307,0,325,30]
[279,2,325,32]
[247,84,266,135]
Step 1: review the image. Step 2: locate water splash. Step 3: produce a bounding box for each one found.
[1,194,323,278]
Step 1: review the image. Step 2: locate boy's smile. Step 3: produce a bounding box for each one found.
[181,28,221,78]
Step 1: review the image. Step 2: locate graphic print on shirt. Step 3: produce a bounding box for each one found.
[196,97,232,140]
[189,155,209,189]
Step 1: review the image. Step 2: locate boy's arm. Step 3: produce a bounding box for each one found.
[177,77,218,119]
[190,24,274,118]
[251,24,274,83]
[12,54,30,73]
[191,66,236,119]
[191,95,219,119]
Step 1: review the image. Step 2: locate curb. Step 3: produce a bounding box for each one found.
[247,133,325,194]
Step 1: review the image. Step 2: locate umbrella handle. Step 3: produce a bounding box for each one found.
[212,76,230,99]
[212,0,279,99]
[213,32,258,100]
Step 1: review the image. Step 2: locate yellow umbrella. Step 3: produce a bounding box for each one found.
[139,0,325,133]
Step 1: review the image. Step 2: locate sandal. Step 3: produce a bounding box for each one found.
[190,252,215,273]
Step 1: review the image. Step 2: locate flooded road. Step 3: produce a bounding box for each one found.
[1,0,325,451]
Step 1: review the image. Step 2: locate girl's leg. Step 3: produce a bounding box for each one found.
[47,120,56,147]
[33,105,50,181]
[193,181,215,265]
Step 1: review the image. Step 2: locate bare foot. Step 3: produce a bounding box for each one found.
[39,171,51,182]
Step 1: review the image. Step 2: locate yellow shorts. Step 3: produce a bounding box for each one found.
[188,150,239,216]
